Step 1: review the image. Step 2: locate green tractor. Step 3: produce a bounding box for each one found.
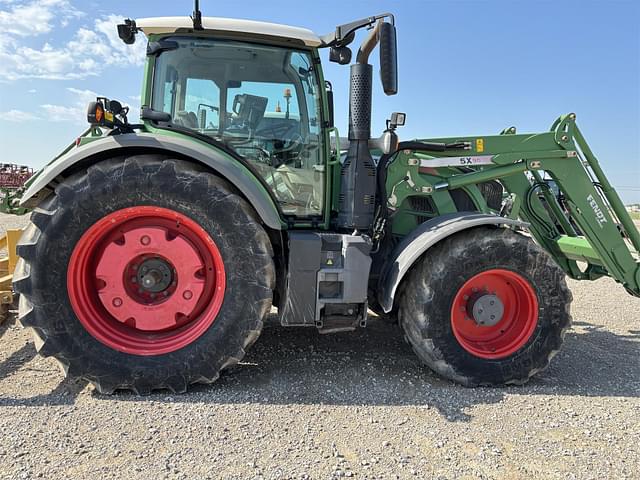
[10,5,640,394]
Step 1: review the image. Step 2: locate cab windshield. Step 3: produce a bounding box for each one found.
[151,37,325,217]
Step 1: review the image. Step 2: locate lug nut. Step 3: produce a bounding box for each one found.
[140,235,151,246]
[112,297,123,307]
[183,290,193,300]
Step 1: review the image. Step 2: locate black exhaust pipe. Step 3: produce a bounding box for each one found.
[337,19,398,231]
[337,49,377,230]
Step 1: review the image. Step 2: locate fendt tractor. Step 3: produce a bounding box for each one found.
[5,4,639,394]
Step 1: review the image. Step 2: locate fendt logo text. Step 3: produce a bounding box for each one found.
[587,194,608,228]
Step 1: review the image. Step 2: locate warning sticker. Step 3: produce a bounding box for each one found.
[476,138,484,152]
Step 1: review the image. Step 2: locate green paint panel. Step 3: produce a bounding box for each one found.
[556,236,602,265]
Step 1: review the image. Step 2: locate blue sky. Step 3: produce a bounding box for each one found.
[0,0,638,202]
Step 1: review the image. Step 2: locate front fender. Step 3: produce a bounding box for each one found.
[21,132,284,230]
[377,213,527,313]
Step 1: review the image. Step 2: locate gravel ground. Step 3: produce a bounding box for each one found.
[0,213,639,479]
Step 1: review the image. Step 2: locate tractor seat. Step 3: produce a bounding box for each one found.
[174,111,198,129]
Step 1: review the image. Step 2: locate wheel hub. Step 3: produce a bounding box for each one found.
[450,269,539,359]
[469,293,504,327]
[136,257,174,293]
[67,206,226,355]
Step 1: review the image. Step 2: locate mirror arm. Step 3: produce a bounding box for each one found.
[321,13,394,48]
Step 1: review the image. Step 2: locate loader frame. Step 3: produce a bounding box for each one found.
[384,113,640,296]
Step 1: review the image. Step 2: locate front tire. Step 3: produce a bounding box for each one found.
[398,227,572,386]
[14,155,275,394]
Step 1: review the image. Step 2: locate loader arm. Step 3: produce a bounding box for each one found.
[391,113,640,296]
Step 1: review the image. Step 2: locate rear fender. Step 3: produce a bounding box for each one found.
[377,213,527,312]
[20,132,284,230]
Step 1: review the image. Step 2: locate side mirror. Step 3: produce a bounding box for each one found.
[329,45,352,65]
[325,81,334,128]
[379,22,398,96]
[117,19,138,45]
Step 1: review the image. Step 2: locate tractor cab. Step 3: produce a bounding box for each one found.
[135,17,329,218]
[116,12,400,227]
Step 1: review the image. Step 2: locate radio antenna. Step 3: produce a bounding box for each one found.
[192,0,203,30]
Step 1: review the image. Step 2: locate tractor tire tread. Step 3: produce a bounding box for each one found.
[15,154,275,395]
[398,226,572,386]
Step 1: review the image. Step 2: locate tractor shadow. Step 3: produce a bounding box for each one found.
[0,315,36,384]
[1,312,638,419]
[0,314,88,407]
[106,314,640,421]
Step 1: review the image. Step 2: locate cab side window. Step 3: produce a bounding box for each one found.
[175,78,220,130]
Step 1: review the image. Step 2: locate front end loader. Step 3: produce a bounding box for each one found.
[3,4,638,394]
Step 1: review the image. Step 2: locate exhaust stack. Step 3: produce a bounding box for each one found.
[336,20,397,231]
[337,62,376,230]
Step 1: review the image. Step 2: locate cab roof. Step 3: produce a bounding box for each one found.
[136,16,323,47]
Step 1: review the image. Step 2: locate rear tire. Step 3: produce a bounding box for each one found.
[14,155,275,394]
[398,227,571,386]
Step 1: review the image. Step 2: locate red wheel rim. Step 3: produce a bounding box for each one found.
[67,206,226,355]
[450,269,538,359]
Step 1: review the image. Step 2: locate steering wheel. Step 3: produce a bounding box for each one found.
[280,132,305,154]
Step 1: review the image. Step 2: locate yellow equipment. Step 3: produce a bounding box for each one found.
[0,229,22,323]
